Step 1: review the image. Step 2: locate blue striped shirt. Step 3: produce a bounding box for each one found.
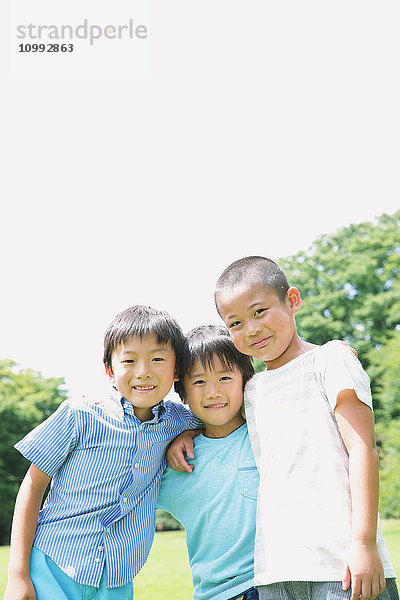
[15,390,201,588]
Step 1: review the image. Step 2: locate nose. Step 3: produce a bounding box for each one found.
[135,360,151,379]
[206,381,222,399]
[245,318,262,337]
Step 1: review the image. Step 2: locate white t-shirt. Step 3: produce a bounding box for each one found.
[244,341,396,586]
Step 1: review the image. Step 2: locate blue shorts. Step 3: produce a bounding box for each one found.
[231,587,259,600]
[257,580,399,600]
[30,547,133,600]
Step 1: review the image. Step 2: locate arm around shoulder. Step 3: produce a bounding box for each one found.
[4,464,51,600]
[166,429,203,473]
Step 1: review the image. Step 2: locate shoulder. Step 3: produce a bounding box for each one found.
[65,395,93,410]
[162,399,201,428]
[39,395,97,429]
[244,372,262,394]
[315,340,365,371]
[45,395,126,430]
[318,339,353,356]
[61,395,106,418]
[315,341,372,409]
[162,399,191,417]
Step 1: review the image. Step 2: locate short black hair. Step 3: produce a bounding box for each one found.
[214,256,290,311]
[174,325,255,400]
[103,305,184,372]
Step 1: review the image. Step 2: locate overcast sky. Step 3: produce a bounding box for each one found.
[2,0,399,399]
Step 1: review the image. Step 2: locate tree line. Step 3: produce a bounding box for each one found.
[1,211,399,544]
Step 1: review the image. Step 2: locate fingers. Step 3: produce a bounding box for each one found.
[166,431,197,473]
[379,575,386,595]
[167,451,193,473]
[351,576,361,600]
[370,574,386,600]
[342,565,351,591]
[182,437,195,460]
[351,576,386,600]
[166,442,194,473]
[174,454,194,473]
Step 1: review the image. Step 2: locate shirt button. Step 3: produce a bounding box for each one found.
[123,497,128,502]
[139,425,143,430]
[106,528,110,533]
[95,558,101,563]
[98,546,104,552]
[134,462,140,468]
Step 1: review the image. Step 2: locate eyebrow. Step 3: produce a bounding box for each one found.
[190,369,233,378]
[120,347,169,355]
[226,301,262,321]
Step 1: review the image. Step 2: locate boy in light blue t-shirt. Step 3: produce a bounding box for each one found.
[158,325,259,600]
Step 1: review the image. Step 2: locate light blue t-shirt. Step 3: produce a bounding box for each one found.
[157,423,259,600]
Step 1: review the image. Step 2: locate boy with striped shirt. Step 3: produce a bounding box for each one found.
[5,305,202,600]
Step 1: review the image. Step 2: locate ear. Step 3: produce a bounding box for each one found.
[105,364,115,382]
[173,373,180,382]
[286,287,302,314]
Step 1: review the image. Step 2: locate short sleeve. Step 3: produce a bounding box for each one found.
[14,399,78,476]
[319,341,372,412]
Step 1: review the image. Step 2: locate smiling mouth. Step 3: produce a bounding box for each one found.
[133,385,156,391]
[251,337,271,348]
[204,403,228,410]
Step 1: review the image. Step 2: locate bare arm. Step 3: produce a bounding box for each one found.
[335,389,385,600]
[4,464,51,600]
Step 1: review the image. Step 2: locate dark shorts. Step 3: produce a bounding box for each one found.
[230,587,259,600]
[257,579,399,600]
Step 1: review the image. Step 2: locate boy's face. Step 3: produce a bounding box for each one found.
[184,357,245,438]
[216,283,301,369]
[105,334,178,422]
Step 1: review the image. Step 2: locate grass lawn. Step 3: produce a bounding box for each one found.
[133,530,193,599]
[0,546,9,598]
[1,522,399,599]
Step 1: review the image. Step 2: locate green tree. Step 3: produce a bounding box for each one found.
[0,359,67,544]
[368,331,400,422]
[280,211,400,390]
[252,358,266,373]
[376,420,400,519]
[155,510,184,532]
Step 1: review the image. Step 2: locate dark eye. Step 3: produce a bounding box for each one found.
[152,357,164,362]
[229,321,241,328]
[220,376,232,382]
[254,308,267,316]
[193,379,205,385]
[123,359,135,364]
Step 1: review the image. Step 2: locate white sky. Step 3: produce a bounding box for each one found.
[1,1,399,399]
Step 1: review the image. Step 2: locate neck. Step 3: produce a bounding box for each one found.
[265,334,316,370]
[204,415,245,439]
[133,406,155,422]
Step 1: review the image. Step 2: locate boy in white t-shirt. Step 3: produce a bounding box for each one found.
[169,256,398,600]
